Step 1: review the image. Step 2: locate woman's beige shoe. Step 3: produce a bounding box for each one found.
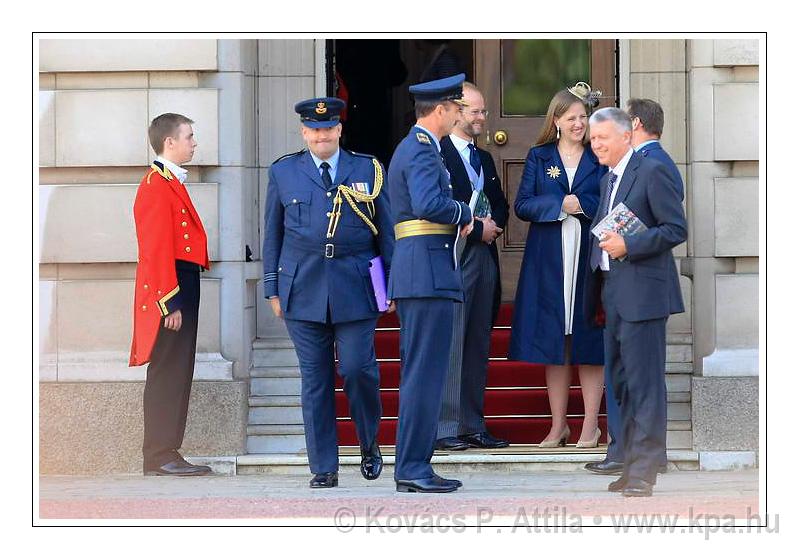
[538,426,571,448]
[575,427,602,448]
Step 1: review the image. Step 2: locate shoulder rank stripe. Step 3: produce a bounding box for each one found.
[416,133,431,145]
[272,149,306,165]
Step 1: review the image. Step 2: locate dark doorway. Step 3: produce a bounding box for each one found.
[328,39,474,167]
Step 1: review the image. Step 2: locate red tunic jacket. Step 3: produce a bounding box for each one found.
[129,161,209,366]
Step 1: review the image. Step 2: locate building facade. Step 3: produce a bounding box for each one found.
[37,38,760,474]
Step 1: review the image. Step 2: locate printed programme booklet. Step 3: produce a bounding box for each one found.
[591,202,648,240]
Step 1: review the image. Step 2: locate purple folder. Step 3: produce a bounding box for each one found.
[369,256,389,312]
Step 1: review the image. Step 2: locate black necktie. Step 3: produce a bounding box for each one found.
[467,143,482,174]
[320,161,332,189]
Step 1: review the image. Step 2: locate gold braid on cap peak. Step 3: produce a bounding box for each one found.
[326,158,384,239]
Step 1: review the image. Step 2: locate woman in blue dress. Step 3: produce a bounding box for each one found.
[508,83,606,448]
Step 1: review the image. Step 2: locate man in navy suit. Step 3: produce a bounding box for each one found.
[387,73,474,493]
[262,97,394,489]
[586,98,684,477]
[584,107,686,497]
[435,82,510,451]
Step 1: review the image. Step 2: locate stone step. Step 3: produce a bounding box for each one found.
[252,349,299,368]
[237,448,700,475]
[250,366,301,378]
[666,374,691,392]
[248,405,303,425]
[251,376,301,396]
[247,424,305,436]
[246,434,306,454]
[667,344,693,363]
[666,362,694,374]
[249,395,301,407]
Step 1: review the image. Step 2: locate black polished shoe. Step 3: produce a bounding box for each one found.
[607,476,628,492]
[622,478,653,497]
[360,440,383,481]
[310,472,338,489]
[144,458,212,477]
[459,431,510,449]
[432,473,463,488]
[585,458,625,475]
[435,437,469,451]
[396,476,460,493]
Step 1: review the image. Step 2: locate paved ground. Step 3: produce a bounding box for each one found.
[39,467,759,524]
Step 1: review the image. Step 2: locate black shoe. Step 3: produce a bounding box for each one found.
[360,440,383,481]
[622,478,653,497]
[436,437,469,451]
[607,476,628,492]
[310,472,338,488]
[144,458,212,477]
[432,473,463,488]
[396,476,460,493]
[459,432,510,449]
[585,458,624,475]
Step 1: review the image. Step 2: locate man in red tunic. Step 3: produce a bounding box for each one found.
[130,113,211,476]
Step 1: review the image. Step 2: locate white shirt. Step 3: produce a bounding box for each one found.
[601,147,634,271]
[449,133,473,162]
[155,155,188,184]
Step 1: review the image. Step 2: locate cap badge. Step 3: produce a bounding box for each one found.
[315,102,327,115]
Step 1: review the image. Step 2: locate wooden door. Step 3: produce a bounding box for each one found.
[474,39,617,301]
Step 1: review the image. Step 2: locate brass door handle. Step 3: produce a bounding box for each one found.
[494,130,508,146]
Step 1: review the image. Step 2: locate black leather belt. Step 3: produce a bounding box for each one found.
[284,235,375,259]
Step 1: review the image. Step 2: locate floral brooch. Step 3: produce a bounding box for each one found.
[547,166,561,179]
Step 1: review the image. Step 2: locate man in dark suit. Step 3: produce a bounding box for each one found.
[584,107,686,497]
[387,73,474,493]
[435,82,510,451]
[262,97,394,489]
[586,98,684,477]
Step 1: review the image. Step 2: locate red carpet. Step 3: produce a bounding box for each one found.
[335,304,606,445]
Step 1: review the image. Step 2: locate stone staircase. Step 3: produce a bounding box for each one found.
[246,329,695,458]
[247,338,306,454]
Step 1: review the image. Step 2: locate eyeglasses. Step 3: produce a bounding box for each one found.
[463,109,489,117]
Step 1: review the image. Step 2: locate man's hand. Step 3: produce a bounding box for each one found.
[459,219,474,238]
[269,297,283,319]
[478,217,503,244]
[562,194,582,215]
[385,300,396,314]
[599,231,627,259]
[164,310,182,331]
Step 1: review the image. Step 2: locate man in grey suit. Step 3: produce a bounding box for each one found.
[584,107,687,497]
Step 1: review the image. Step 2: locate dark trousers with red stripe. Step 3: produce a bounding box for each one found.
[142,265,200,470]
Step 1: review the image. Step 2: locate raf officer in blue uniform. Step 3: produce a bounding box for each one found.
[387,74,474,493]
[262,97,394,489]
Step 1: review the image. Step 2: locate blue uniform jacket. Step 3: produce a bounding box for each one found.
[639,141,684,200]
[386,126,472,301]
[262,149,394,323]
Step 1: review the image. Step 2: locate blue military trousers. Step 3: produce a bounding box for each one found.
[394,298,455,480]
[284,316,381,475]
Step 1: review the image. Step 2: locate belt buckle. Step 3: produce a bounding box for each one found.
[325,243,335,258]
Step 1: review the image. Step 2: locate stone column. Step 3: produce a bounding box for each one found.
[687,39,760,470]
